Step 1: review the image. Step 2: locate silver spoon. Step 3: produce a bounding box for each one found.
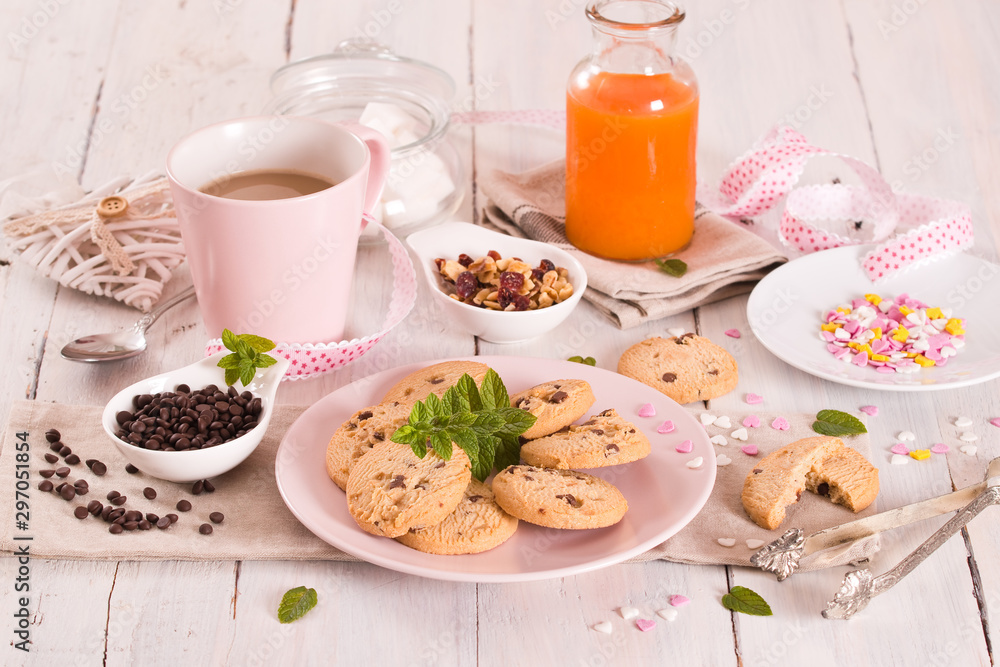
[60,286,197,362]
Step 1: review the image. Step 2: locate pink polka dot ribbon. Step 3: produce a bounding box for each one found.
[204,215,416,381]
[715,126,973,281]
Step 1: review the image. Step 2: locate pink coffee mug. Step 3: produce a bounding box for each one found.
[166,116,389,343]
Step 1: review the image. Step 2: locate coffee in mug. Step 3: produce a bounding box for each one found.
[199,169,337,201]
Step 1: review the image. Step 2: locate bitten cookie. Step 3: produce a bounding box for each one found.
[326,401,411,491]
[380,360,490,406]
[617,334,738,404]
[510,379,595,439]
[741,436,878,530]
[346,440,471,538]
[520,408,651,469]
[396,478,519,555]
[492,465,628,529]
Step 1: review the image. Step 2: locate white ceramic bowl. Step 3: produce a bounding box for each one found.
[101,352,290,482]
[407,222,588,343]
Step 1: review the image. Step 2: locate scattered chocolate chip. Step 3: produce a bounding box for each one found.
[111,495,127,506]
[176,499,192,512]
[167,513,179,523]
[661,372,678,383]
[138,520,152,530]
[44,453,58,464]
[143,487,157,500]
[123,521,139,531]
[39,469,55,479]
[199,523,213,535]
[156,517,171,529]
[74,506,89,519]
[87,500,103,515]
[64,454,81,465]
[125,464,139,474]
[49,441,63,453]
[107,490,120,501]
[91,461,107,476]
[549,391,569,404]
[191,480,204,495]
[58,445,72,457]
[55,467,70,478]
[60,485,76,501]
[38,480,54,492]
[109,524,123,534]
[44,429,61,443]
[203,480,215,493]
[388,475,405,489]
[209,512,224,524]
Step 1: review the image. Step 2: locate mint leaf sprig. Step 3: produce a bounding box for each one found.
[278,586,317,623]
[390,370,536,481]
[217,328,278,387]
[721,585,773,616]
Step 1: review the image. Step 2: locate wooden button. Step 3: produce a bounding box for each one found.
[97,196,129,217]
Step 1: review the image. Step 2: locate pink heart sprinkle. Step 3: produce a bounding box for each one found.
[771,417,790,431]
[741,444,758,456]
[860,405,879,416]
[852,351,869,367]
[638,403,656,418]
[675,439,693,454]
[745,393,764,405]
[743,415,760,428]
[891,443,909,455]
[826,343,842,354]
[669,595,691,608]
[725,329,741,339]
[990,418,1000,428]
[931,443,950,454]
[657,420,675,434]
[635,619,656,632]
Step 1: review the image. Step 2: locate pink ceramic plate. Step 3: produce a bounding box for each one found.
[275,356,716,582]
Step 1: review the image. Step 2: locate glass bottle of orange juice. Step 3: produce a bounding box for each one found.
[566,0,698,261]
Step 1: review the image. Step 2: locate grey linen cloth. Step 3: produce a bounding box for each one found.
[479,160,787,328]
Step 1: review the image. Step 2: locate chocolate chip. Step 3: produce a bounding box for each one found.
[111,495,126,506]
[44,453,58,464]
[125,464,139,474]
[138,520,152,530]
[467,496,482,503]
[167,513,179,523]
[191,480,204,495]
[209,512,224,524]
[176,500,192,512]
[515,397,530,409]
[388,475,405,489]
[156,517,171,529]
[45,429,61,443]
[661,372,678,383]
[38,480,53,492]
[549,391,569,404]
[91,461,107,476]
[752,468,763,474]
[55,467,70,478]
[58,445,72,457]
[817,482,830,496]
[555,493,582,508]
[604,444,620,457]
[373,431,384,441]
[145,513,159,523]
[64,454,81,465]
[524,475,534,481]
[39,469,55,479]
[60,485,76,501]
[123,521,138,531]
[357,410,373,421]
[434,462,445,469]
[708,369,719,376]
[74,506,89,519]
[141,487,156,500]
[109,524,123,534]
[429,377,444,384]
[199,523,213,535]
[591,428,604,435]
[795,489,802,501]
[107,490,120,500]
[538,508,546,514]
[203,480,215,493]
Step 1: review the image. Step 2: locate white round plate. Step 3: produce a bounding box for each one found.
[275,356,715,582]
[747,245,1000,391]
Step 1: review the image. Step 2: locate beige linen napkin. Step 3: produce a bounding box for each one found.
[479,160,787,328]
[1,401,876,571]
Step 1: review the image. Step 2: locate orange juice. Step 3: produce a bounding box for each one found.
[566,70,698,261]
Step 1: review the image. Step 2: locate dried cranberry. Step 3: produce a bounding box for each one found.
[538,258,556,273]
[455,271,478,299]
[458,253,474,267]
[434,258,445,271]
[498,286,516,309]
[512,294,530,311]
[531,268,546,282]
[487,250,501,261]
[499,271,524,291]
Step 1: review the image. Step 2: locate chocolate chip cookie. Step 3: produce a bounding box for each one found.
[510,379,595,439]
[396,478,519,555]
[346,440,471,538]
[617,334,738,404]
[380,360,490,406]
[520,408,650,469]
[491,465,628,530]
[326,401,411,491]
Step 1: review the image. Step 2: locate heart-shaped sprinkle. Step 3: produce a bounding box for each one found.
[675,439,694,453]
[714,415,732,429]
[960,445,978,456]
[656,608,678,622]
[700,413,717,426]
[724,329,741,338]
[891,454,910,465]
[667,327,686,338]
[730,427,749,441]
[593,621,613,634]
[746,539,765,550]
[619,606,639,620]
[686,456,704,469]
[890,443,909,455]
[741,444,758,456]
[657,420,676,434]
[990,418,1000,428]
[716,454,732,466]
[959,432,979,442]
[635,619,656,632]
[710,435,728,446]
[743,415,760,428]
[717,537,736,547]
[745,393,764,405]
[954,416,973,427]
[669,595,690,608]
[860,405,879,416]
[771,417,790,431]
[638,403,656,418]
[930,443,950,454]
[898,431,916,442]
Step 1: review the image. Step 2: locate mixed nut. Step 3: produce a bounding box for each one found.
[434,250,574,312]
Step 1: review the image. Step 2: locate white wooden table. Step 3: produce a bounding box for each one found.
[2,1,999,665]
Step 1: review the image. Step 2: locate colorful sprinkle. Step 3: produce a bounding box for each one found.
[716,454,733,467]
[686,456,704,469]
[746,539,766,550]
[741,444,759,456]
[860,405,879,416]
[891,454,910,465]
[990,418,1000,428]
[724,329,741,338]
[909,449,931,461]
[743,415,760,428]
[675,439,693,454]
[619,606,639,620]
[771,417,790,431]
[656,608,678,622]
[638,403,656,418]
[710,435,728,446]
[745,393,764,405]
[717,537,736,547]
[657,420,675,434]
[730,427,749,441]
[700,413,717,426]
[898,431,916,442]
[669,595,691,608]
[713,415,732,429]
[959,432,979,442]
[960,445,978,456]
[635,619,656,632]
[593,621,613,634]
[930,443,950,454]
[954,416,973,427]
[890,443,910,455]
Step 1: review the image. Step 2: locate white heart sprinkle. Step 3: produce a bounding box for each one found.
[730,427,749,441]
[686,457,704,469]
[961,445,978,456]
[898,431,916,442]
[619,606,639,620]
[953,338,966,349]
[710,435,728,446]
[716,454,732,467]
[940,346,957,358]
[912,339,930,352]
[746,539,766,550]
[700,413,717,426]
[714,415,732,429]
[593,621,613,634]
[717,537,736,547]
[667,327,686,338]
[960,432,979,442]
[891,454,910,466]
[954,416,973,427]
[834,328,850,340]
[656,607,678,622]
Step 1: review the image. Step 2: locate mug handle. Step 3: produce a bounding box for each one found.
[339,122,391,221]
